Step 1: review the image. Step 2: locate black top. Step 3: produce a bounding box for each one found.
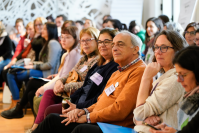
[71,61,118,109]
[178,111,199,133]
[17,35,44,61]
[0,35,13,59]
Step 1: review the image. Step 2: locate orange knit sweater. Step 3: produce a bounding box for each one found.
[87,60,146,128]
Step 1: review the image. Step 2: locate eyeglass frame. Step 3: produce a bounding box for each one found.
[184,31,196,36]
[79,38,95,44]
[97,39,113,47]
[34,24,43,27]
[153,45,174,53]
[174,71,191,82]
[111,41,134,48]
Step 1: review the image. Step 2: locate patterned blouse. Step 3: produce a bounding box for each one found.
[59,54,99,94]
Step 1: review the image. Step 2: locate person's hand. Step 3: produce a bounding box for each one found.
[62,100,76,114]
[53,80,64,95]
[60,109,85,126]
[184,86,199,98]
[142,62,161,80]
[149,125,177,133]
[46,74,58,79]
[35,86,44,97]
[24,65,34,69]
[4,58,18,70]
[145,115,161,126]
[24,38,31,47]
[76,115,87,123]
[0,56,3,62]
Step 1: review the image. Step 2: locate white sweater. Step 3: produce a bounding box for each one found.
[133,68,185,133]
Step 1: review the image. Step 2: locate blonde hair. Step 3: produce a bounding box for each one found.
[0,21,6,35]
[33,17,47,31]
[26,21,34,29]
[85,19,96,28]
[79,27,100,55]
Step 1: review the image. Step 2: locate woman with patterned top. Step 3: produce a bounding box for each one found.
[26,27,100,132]
[40,28,119,122]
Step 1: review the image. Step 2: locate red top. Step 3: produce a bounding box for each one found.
[12,36,25,60]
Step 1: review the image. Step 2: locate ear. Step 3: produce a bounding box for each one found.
[115,28,119,31]
[133,46,139,54]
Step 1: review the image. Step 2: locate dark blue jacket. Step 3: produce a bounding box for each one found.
[71,61,118,109]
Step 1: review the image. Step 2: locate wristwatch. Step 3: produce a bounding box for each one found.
[86,113,91,123]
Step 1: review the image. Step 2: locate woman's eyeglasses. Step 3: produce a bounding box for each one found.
[184,31,196,36]
[174,72,191,81]
[153,45,174,53]
[80,38,95,44]
[97,39,112,47]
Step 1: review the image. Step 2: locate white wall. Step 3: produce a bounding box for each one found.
[110,0,143,28]
[0,0,112,31]
[142,0,162,27]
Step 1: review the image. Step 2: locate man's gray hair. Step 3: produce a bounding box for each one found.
[117,30,142,51]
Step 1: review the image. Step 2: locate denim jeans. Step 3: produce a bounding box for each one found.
[7,69,43,100]
[0,58,11,75]
[0,58,11,86]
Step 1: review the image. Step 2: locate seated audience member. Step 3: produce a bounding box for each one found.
[55,15,67,36]
[0,21,13,88]
[46,15,54,22]
[75,20,84,34]
[104,19,127,31]
[41,28,119,122]
[0,21,34,90]
[195,28,199,46]
[102,19,109,29]
[84,19,96,29]
[62,20,76,28]
[144,17,163,65]
[129,20,146,57]
[102,14,112,21]
[164,22,184,35]
[0,26,81,120]
[9,18,26,48]
[133,30,188,133]
[29,27,100,131]
[183,22,199,46]
[31,30,146,133]
[1,17,46,110]
[149,46,199,133]
[1,22,62,119]
[158,14,170,25]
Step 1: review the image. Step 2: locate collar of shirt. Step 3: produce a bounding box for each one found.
[117,58,140,72]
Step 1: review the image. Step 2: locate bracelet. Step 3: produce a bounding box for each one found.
[86,113,91,123]
[83,108,89,115]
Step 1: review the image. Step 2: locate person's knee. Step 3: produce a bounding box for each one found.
[45,113,59,123]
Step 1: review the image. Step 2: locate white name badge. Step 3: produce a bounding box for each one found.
[90,72,103,86]
[80,65,88,72]
[105,84,115,96]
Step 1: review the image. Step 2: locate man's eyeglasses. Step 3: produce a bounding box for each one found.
[80,38,95,44]
[184,31,196,36]
[174,72,191,82]
[111,42,128,48]
[97,39,112,47]
[153,45,174,53]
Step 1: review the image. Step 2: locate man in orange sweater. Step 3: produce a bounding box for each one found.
[32,30,146,133]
